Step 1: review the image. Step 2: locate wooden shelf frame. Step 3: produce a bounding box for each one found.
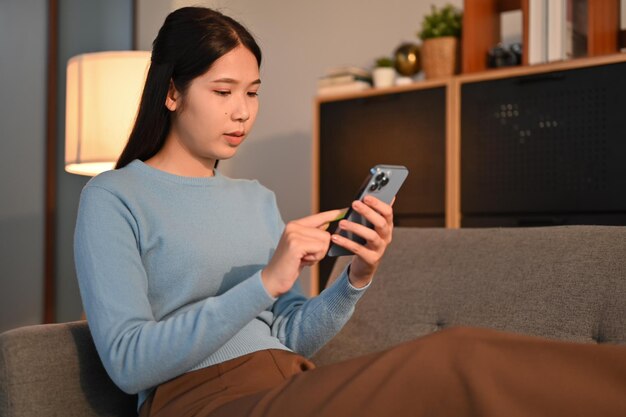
[462,0,620,73]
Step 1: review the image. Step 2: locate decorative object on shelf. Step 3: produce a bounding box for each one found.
[372,57,396,88]
[393,42,421,76]
[418,4,462,79]
[395,76,413,86]
[317,66,371,96]
[65,51,150,176]
[487,42,522,68]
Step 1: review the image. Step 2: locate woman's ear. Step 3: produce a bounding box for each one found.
[165,80,179,111]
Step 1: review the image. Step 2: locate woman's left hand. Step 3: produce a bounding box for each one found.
[330,195,394,288]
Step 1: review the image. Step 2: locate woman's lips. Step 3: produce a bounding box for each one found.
[224,131,245,146]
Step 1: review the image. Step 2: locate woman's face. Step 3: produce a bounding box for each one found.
[165,44,260,168]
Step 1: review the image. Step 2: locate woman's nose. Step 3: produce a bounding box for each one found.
[231,97,250,122]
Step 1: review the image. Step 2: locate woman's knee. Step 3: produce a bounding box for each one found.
[414,326,491,345]
[435,326,496,342]
[399,326,496,364]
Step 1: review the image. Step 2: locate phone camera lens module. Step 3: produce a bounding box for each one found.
[375,172,385,181]
[380,176,389,186]
[369,183,378,191]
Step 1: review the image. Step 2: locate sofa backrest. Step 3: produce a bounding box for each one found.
[0,321,136,417]
[312,226,626,366]
[2,226,624,416]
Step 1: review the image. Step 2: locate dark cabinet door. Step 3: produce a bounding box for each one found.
[461,61,626,226]
[317,87,447,288]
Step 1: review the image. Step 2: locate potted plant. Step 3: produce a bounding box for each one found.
[372,57,396,88]
[418,4,462,79]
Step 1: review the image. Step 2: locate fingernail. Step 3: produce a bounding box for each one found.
[331,234,340,241]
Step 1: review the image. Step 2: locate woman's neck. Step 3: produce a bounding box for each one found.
[145,136,216,178]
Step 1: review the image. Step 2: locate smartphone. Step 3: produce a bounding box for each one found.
[327,164,409,257]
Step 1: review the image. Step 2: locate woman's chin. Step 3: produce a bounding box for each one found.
[211,148,239,161]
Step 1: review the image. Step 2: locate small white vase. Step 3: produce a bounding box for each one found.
[372,67,396,88]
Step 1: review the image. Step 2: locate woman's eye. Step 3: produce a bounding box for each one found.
[214,90,230,96]
[248,91,259,97]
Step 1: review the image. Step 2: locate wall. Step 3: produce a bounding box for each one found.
[0,0,48,333]
[54,0,133,322]
[136,0,172,50]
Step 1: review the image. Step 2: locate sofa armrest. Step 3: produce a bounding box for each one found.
[0,321,136,417]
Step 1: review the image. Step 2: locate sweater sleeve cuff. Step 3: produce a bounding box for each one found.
[344,264,373,292]
[252,270,278,303]
[321,264,369,316]
[219,270,277,312]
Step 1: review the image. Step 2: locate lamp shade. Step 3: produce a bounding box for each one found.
[65,51,150,176]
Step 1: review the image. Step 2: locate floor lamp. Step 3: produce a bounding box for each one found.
[65,50,150,176]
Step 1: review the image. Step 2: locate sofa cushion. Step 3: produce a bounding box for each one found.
[0,321,135,417]
[313,226,626,366]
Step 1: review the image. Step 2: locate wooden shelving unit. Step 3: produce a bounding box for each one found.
[310,0,625,293]
[311,52,626,295]
[462,0,620,73]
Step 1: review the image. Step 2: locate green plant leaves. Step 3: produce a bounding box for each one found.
[418,4,462,40]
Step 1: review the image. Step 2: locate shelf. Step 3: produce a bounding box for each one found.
[314,78,449,104]
[457,51,626,83]
[315,53,626,104]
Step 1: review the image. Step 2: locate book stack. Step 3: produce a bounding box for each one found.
[528,0,587,65]
[317,66,372,96]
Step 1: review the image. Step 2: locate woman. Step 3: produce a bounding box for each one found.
[75,5,388,414]
[75,7,626,417]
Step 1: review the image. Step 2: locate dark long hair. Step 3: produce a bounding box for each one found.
[116,7,262,169]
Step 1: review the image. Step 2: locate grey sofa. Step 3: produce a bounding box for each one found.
[2,226,625,417]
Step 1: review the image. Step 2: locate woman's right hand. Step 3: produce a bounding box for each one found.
[261,209,344,298]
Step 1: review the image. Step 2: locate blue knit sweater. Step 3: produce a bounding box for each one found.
[74,160,368,409]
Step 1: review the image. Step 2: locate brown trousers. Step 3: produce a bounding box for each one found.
[138,327,626,417]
